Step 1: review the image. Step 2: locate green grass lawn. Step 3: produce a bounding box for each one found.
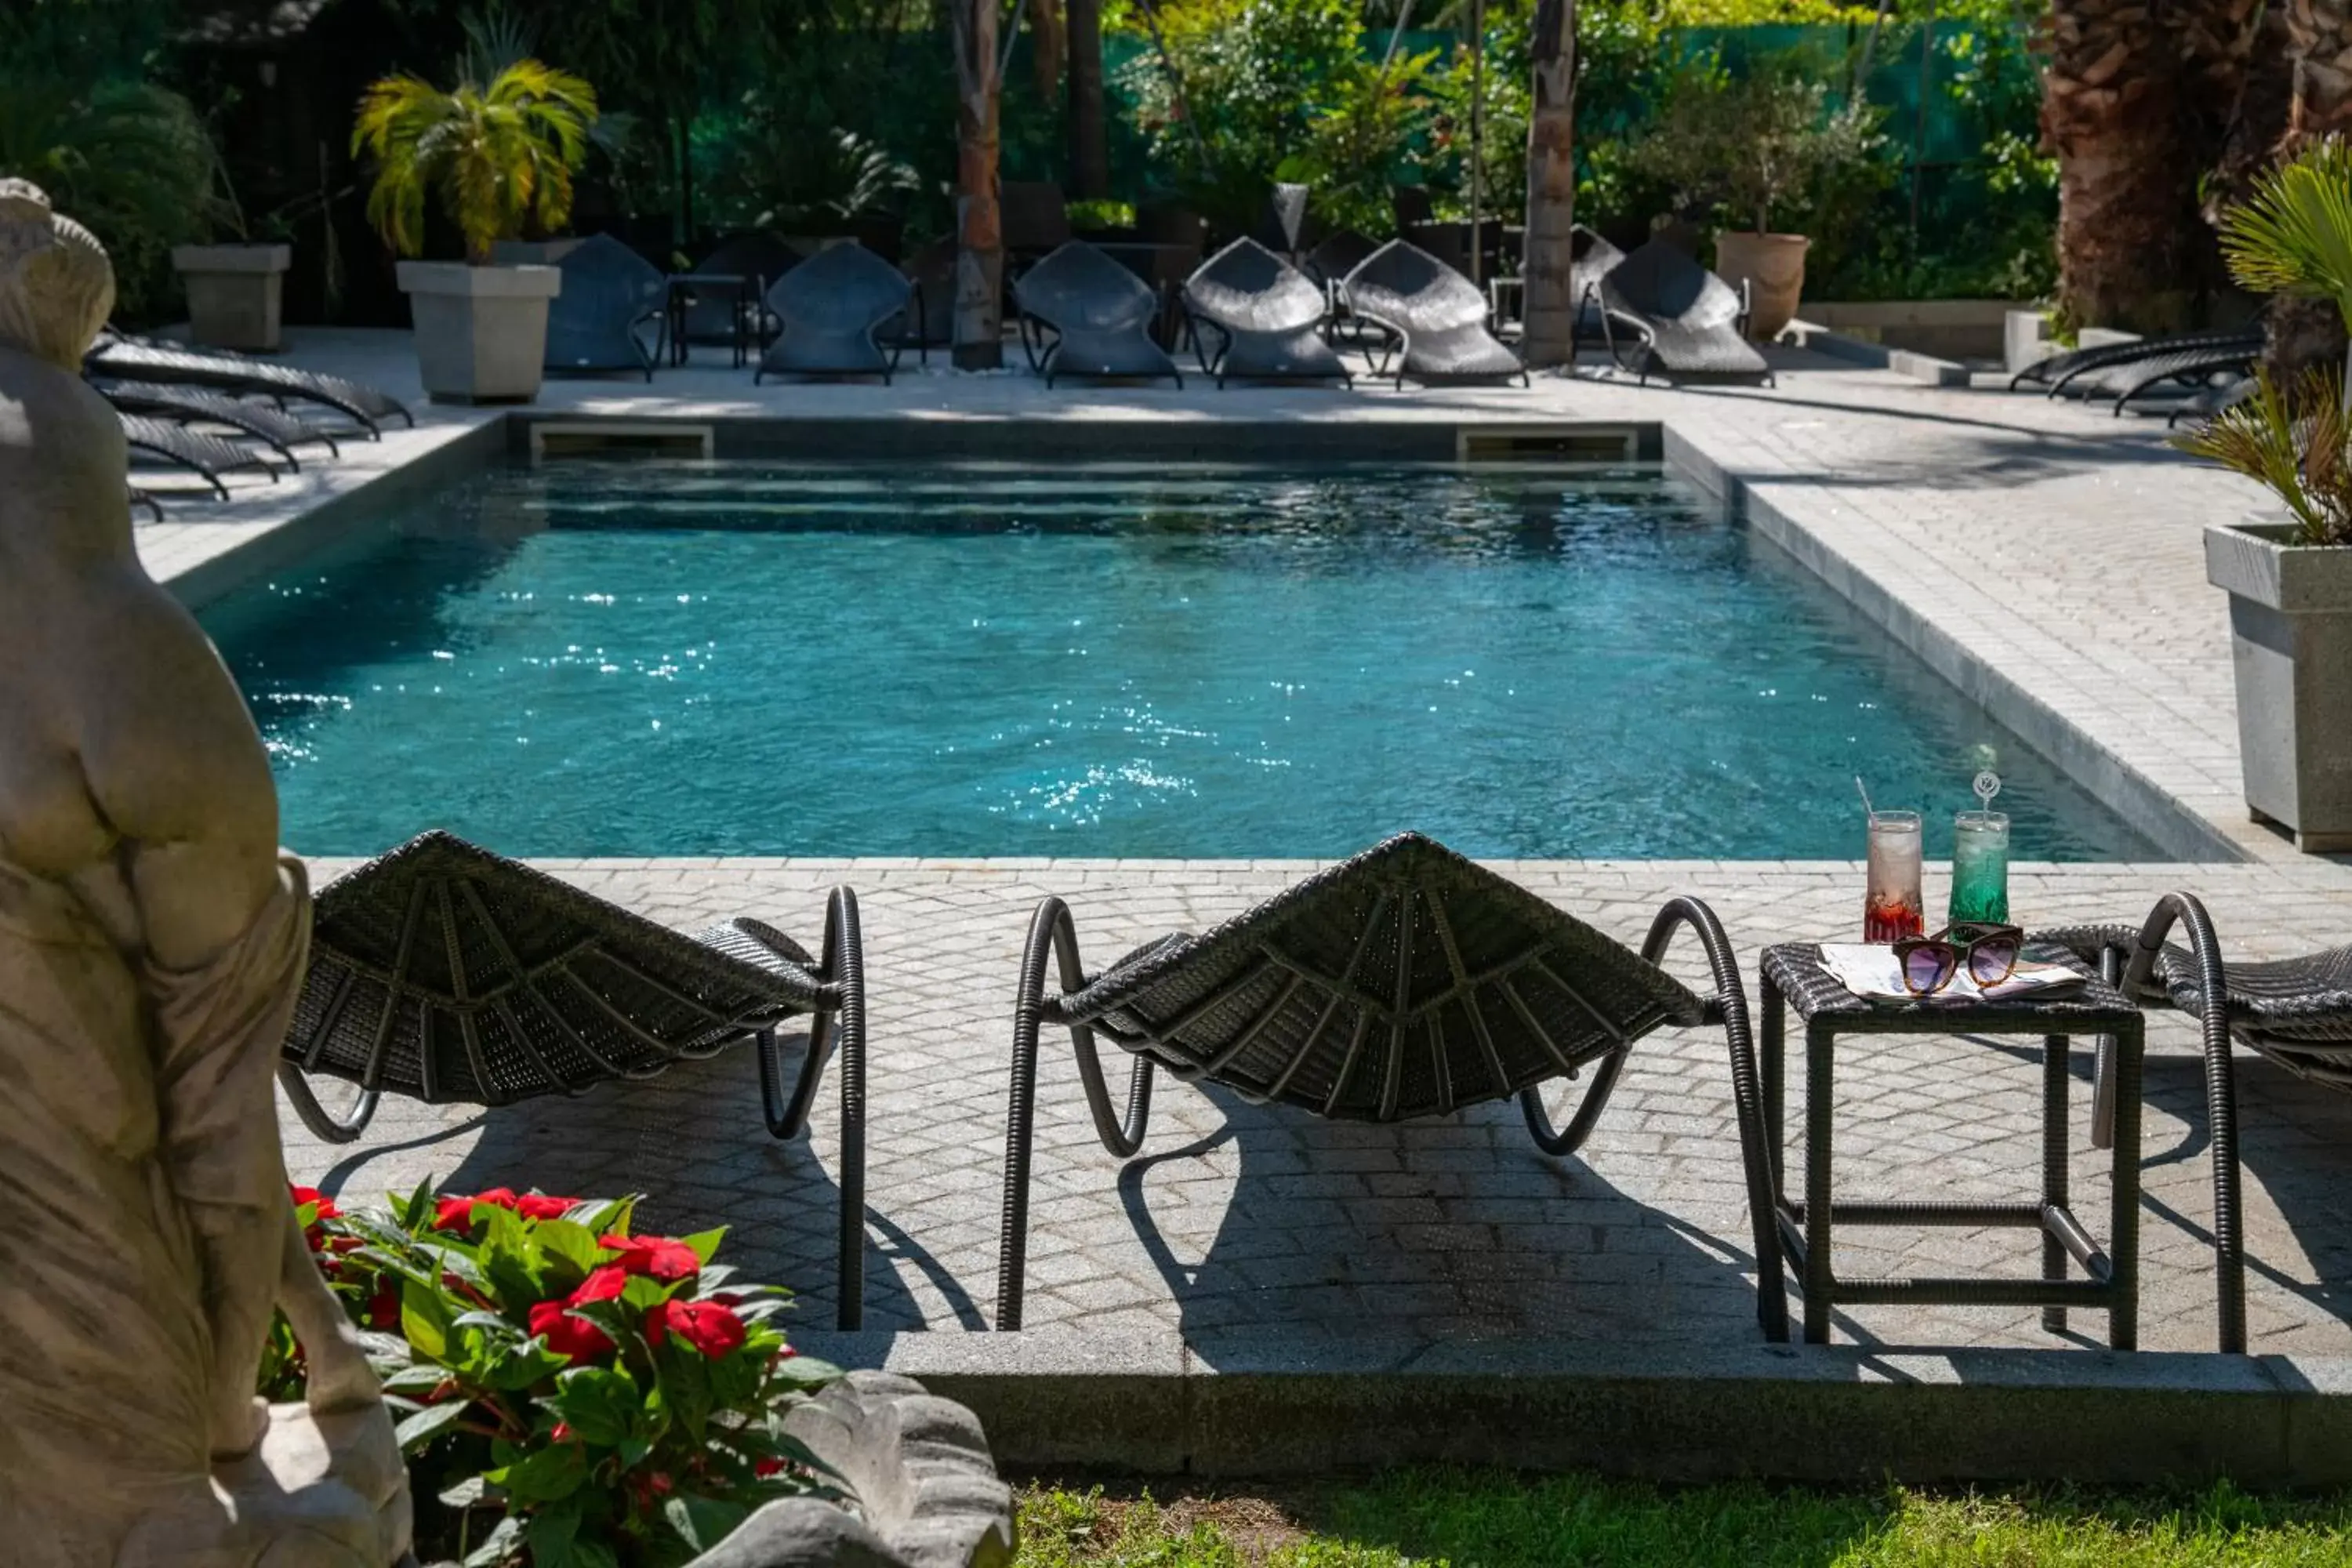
[1013,1471,2352,1567]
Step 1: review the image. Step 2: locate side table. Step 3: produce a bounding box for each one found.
[1759,943,2145,1348]
[665,272,758,368]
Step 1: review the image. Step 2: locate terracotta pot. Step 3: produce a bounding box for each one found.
[1713,230,1810,342]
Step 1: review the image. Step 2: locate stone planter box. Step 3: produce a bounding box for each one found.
[172,242,291,351]
[2207,518,2352,852]
[395,261,561,404]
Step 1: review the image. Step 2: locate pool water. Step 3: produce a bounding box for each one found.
[202,461,2160,861]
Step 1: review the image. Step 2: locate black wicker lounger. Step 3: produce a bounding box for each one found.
[2057,337,2263,416]
[2038,898,2352,1354]
[2010,328,2263,395]
[128,486,163,521]
[1013,241,1184,387]
[277,829,869,1328]
[546,234,668,380]
[1181,238,1350,387]
[1596,240,1772,387]
[1341,240,1526,388]
[756,243,915,384]
[87,330,412,436]
[995,832,1782,1334]
[2168,373,2256,429]
[119,410,282,498]
[96,378,340,467]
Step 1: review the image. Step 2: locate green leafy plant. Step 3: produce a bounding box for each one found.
[2176,368,2352,548]
[2220,136,2352,335]
[279,1183,842,1567]
[353,56,599,263]
[1627,57,1883,235]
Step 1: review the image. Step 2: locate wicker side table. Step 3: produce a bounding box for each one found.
[1759,942,2145,1348]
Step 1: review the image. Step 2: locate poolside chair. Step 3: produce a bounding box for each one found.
[1570,226,1628,347]
[2006,327,2259,395]
[1013,241,1185,388]
[275,829,868,1328]
[95,378,341,469]
[1340,240,1526,388]
[118,410,282,499]
[1254,181,1311,260]
[86,330,412,437]
[2168,372,2256,430]
[128,486,163,522]
[1595,240,1773,387]
[995,832,1783,1336]
[681,231,804,350]
[2055,335,2263,416]
[1181,238,1351,387]
[755,243,916,384]
[546,234,668,380]
[2039,898,2352,1356]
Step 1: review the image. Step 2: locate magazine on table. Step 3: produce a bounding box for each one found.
[1817,943,2087,1004]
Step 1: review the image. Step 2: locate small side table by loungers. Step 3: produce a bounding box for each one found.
[275,830,869,1328]
[666,272,759,368]
[995,832,1783,1335]
[1759,944,2144,1348]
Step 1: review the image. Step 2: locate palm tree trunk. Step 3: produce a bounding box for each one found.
[1029,0,1065,103]
[2039,0,2203,332]
[1519,0,1577,368]
[2274,0,2352,378]
[1067,0,1108,200]
[953,0,1004,370]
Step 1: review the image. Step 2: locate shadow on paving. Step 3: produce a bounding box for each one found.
[1109,1081,1778,1346]
[314,1029,917,1333]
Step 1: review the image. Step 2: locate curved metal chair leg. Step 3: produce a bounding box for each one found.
[2125,892,2244,1353]
[1519,1054,1625,1158]
[996,896,1153,1330]
[278,1063,380,1144]
[2091,942,2122,1150]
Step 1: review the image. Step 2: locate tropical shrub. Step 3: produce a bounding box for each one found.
[353,57,599,263]
[279,1183,842,1568]
[1627,56,1883,235]
[2220,136,2352,341]
[2177,368,2352,548]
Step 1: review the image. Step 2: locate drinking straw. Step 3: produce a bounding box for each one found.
[1855,775,1878,824]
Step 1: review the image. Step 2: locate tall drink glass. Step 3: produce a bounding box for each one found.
[1949,811,2011,924]
[1864,811,1925,942]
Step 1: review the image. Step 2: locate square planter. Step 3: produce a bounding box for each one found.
[2206,518,2352,852]
[395,260,561,404]
[172,242,291,351]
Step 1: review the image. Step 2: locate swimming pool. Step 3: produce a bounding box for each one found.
[201,460,2161,861]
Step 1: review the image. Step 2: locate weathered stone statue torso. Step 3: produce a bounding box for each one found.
[0,180,410,1567]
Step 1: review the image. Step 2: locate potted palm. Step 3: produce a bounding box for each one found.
[354,56,596,402]
[1630,62,1882,341]
[2185,137,2352,852]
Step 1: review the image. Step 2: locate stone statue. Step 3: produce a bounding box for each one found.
[0,180,412,1566]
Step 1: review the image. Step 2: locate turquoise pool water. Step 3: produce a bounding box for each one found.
[202,461,2160,861]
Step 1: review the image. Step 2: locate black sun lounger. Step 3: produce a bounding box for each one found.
[1341,239,1526,387]
[118,410,282,499]
[2010,328,2263,396]
[756,242,915,384]
[1596,239,1773,387]
[1014,241,1185,387]
[546,234,668,381]
[96,378,340,467]
[2058,336,2263,416]
[88,331,412,437]
[1181,238,1350,387]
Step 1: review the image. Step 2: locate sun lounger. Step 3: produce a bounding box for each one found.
[2038,899,2352,1353]
[1341,240,1526,387]
[118,410,282,499]
[2168,372,2256,429]
[96,378,341,468]
[1570,225,1628,345]
[1595,239,1773,387]
[755,242,915,384]
[1181,238,1350,387]
[1013,241,1185,387]
[87,330,412,437]
[993,832,1783,1335]
[275,829,868,1328]
[2056,336,2263,416]
[128,486,162,521]
[2010,327,2262,395]
[546,234,668,380]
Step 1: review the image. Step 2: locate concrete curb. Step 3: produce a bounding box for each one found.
[1784,322,1973,388]
[794,1330,2352,1486]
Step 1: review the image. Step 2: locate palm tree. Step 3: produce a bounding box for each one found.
[952,0,1005,369]
[352,58,597,264]
[2270,0,2352,377]
[1518,0,1577,367]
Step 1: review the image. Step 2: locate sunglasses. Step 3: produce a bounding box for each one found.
[1892,922,2024,996]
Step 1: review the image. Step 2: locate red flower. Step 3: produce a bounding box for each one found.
[646,1298,746,1359]
[551,1421,576,1443]
[367,1286,402,1331]
[598,1234,700,1281]
[289,1184,340,1220]
[754,1457,786,1479]
[569,1264,629,1306]
[432,1187,517,1231]
[528,1300,614,1363]
[514,1193,578,1221]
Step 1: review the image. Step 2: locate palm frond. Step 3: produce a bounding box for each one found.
[353,56,597,261]
[2220,137,2352,329]
[2177,367,2352,547]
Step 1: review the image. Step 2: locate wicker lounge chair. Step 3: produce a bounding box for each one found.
[754,243,915,385]
[128,486,163,521]
[87,330,412,437]
[1596,240,1773,387]
[2056,336,2263,416]
[1013,241,1184,387]
[1570,225,1628,346]
[96,378,341,468]
[2037,898,2352,1354]
[1181,238,1350,387]
[119,410,282,498]
[2169,373,2256,429]
[546,234,668,380]
[277,829,869,1328]
[2009,327,2261,395]
[995,832,1782,1334]
[1341,240,1526,388]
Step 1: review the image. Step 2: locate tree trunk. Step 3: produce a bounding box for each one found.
[953,0,1005,370]
[1066,0,1108,200]
[2273,0,2352,379]
[1029,0,1065,103]
[2039,0,2204,332]
[1519,0,1577,367]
